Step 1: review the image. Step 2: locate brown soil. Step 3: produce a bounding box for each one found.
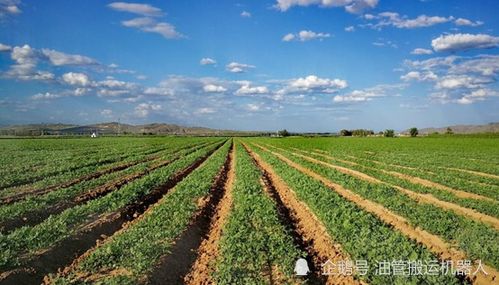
[0,159,149,204]
[387,171,495,202]
[245,144,363,285]
[446,167,499,180]
[253,143,498,285]
[295,149,499,231]
[184,144,236,285]
[147,142,233,285]
[302,147,494,203]
[1,142,225,285]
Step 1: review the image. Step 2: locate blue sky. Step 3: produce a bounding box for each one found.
[0,0,498,132]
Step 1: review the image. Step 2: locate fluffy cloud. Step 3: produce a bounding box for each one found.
[5,44,55,81]
[431,33,499,52]
[275,0,378,14]
[235,82,269,95]
[98,79,136,89]
[0,43,11,51]
[278,75,347,95]
[108,2,162,17]
[110,3,183,39]
[200,57,216,65]
[62,72,90,86]
[42,49,97,66]
[364,12,453,30]
[121,17,183,39]
[403,54,499,104]
[241,11,251,17]
[282,33,295,42]
[455,89,498,104]
[100,109,113,116]
[431,88,499,105]
[195,107,216,114]
[226,62,255,73]
[291,75,347,90]
[454,18,483,27]
[134,102,162,117]
[0,0,21,16]
[447,55,499,76]
[411,48,433,55]
[31,92,61,100]
[435,75,491,90]
[203,84,227,93]
[333,84,404,102]
[246,103,261,112]
[344,26,355,32]
[400,71,437,81]
[282,30,331,42]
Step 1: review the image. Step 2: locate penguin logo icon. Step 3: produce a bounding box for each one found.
[294,258,310,276]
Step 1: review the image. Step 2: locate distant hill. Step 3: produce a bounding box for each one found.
[0,122,259,136]
[412,122,499,135]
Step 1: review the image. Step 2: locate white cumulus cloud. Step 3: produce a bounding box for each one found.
[344,26,355,32]
[236,83,269,95]
[431,33,499,52]
[400,71,437,81]
[42,49,97,66]
[134,102,162,117]
[275,0,378,14]
[411,48,433,55]
[203,84,227,93]
[0,43,11,51]
[226,62,255,73]
[365,12,453,30]
[454,18,483,27]
[62,72,90,86]
[200,57,216,65]
[108,2,162,17]
[283,30,331,42]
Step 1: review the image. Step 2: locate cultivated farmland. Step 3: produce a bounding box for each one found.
[0,136,497,285]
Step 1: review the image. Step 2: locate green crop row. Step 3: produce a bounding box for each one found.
[0,139,212,199]
[266,137,499,182]
[247,142,461,285]
[50,140,232,284]
[0,137,219,191]
[213,142,302,285]
[285,147,499,219]
[0,139,161,189]
[0,140,215,230]
[262,143,499,271]
[0,140,225,270]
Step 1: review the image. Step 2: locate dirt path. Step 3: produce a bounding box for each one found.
[147,143,233,285]
[253,143,498,285]
[288,148,499,231]
[246,144,364,285]
[183,144,236,285]
[386,170,495,202]
[0,143,225,285]
[445,167,499,181]
[293,146,495,203]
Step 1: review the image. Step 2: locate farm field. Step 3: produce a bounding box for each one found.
[0,136,498,285]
